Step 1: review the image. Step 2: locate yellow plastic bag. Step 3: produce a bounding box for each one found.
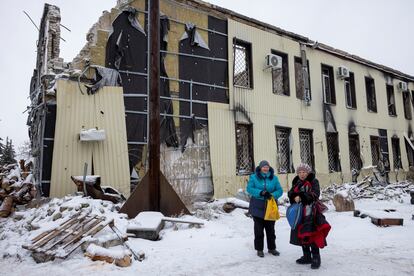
[264,197,280,221]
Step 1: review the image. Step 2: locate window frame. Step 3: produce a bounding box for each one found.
[271,50,290,96]
[365,76,377,113]
[321,64,336,105]
[235,122,254,175]
[326,132,341,172]
[294,56,311,100]
[344,72,357,109]
[402,91,412,120]
[233,38,254,89]
[275,126,292,174]
[386,84,397,116]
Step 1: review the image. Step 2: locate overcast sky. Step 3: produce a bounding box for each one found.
[0,0,413,148]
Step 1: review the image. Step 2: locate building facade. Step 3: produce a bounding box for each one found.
[29,0,414,199]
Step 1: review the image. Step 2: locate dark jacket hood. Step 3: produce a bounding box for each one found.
[255,165,275,180]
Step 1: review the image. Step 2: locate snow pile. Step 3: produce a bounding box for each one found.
[86,243,130,259]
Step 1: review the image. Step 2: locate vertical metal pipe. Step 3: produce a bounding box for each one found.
[148,0,160,211]
[190,80,193,116]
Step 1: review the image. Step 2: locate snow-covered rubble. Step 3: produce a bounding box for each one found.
[0,192,413,275]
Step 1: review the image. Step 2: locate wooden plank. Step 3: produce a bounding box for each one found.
[371,217,404,226]
[57,219,113,259]
[42,215,97,252]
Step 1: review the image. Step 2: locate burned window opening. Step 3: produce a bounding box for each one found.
[403,91,412,120]
[236,123,254,175]
[233,39,253,88]
[275,126,292,173]
[299,128,314,170]
[345,72,357,109]
[349,134,362,170]
[391,137,402,170]
[365,77,377,112]
[321,64,336,104]
[327,132,340,172]
[271,50,289,96]
[405,138,414,167]
[386,84,397,116]
[294,56,311,100]
[370,136,380,166]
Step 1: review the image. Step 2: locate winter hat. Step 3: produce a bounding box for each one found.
[258,160,270,169]
[296,163,312,174]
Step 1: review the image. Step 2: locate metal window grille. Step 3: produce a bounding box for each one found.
[275,127,291,173]
[391,138,402,170]
[349,135,362,170]
[327,133,340,172]
[272,68,284,95]
[233,41,251,88]
[299,129,314,170]
[236,124,253,174]
[370,136,380,166]
[294,58,304,99]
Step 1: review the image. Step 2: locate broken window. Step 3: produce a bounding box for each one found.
[365,77,377,112]
[405,138,414,167]
[321,64,336,104]
[275,126,292,173]
[233,39,253,88]
[295,57,311,100]
[236,123,254,175]
[271,50,289,96]
[299,128,314,170]
[370,136,380,166]
[344,72,357,109]
[326,133,340,172]
[349,134,362,170]
[386,84,397,116]
[403,91,412,120]
[391,137,402,170]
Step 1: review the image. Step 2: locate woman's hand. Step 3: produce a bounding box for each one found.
[294,196,301,203]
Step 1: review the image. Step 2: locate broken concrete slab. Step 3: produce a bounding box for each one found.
[333,191,355,212]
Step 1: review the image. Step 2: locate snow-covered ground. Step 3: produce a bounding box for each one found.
[0,196,413,276]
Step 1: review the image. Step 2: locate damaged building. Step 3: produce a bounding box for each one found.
[28,0,414,200]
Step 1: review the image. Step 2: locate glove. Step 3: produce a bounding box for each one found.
[260,191,272,199]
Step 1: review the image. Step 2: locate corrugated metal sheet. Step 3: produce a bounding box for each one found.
[50,80,130,197]
[208,102,246,197]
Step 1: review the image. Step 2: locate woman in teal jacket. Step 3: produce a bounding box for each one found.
[247,160,283,257]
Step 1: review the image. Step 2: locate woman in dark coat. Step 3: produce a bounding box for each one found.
[288,163,331,269]
[247,160,283,258]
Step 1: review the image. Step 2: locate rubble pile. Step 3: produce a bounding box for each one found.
[321,178,414,202]
[0,160,36,217]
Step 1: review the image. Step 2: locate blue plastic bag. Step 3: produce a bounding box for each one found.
[286,203,303,229]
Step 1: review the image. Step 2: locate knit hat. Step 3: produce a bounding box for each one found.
[258,160,270,169]
[296,163,312,174]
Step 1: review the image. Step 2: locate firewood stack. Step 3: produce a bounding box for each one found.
[0,160,36,217]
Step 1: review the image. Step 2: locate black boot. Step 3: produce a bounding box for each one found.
[296,246,312,264]
[257,250,264,257]
[268,249,280,256]
[311,254,321,269]
[310,243,321,269]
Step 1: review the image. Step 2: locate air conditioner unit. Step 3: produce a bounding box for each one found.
[337,66,350,79]
[265,54,282,70]
[398,81,408,91]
